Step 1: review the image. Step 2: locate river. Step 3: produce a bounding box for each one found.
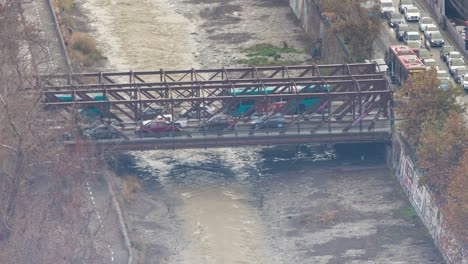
[78,0,444,263]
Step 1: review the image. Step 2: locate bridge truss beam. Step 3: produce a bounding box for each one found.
[41,64,393,149]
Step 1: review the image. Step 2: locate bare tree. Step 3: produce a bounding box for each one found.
[0,1,113,262]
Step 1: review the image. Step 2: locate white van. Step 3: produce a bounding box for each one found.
[380,0,395,17]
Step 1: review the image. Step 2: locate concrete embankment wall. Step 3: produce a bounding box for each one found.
[388,134,467,264]
[289,0,347,63]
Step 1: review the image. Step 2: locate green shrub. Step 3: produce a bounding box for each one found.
[243,43,302,57]
[121,176,141,202]
[57,0,74,12]
[71,32,96,55]
[394,206,418,222]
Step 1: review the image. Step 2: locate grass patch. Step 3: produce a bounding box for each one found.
[52,0,105,68]
[237,43,305,66]
[243,43,302,58]
[121,176,141,203]
[236,58,303,66]
[69,32,105,67]
[57,0,74,12]
[394,206,418,222]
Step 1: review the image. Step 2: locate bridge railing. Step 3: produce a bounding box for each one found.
[41,64,381,86]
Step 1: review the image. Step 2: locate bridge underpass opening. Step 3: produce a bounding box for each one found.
[40,64,394,150]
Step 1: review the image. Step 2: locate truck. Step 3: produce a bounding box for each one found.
[379,0,395,19]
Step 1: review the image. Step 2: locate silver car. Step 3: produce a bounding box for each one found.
[418,17,434,32]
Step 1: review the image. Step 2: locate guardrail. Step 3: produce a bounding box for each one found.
[45,0,72,72]
[442,16,468,58]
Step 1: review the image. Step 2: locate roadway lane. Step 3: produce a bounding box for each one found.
[378,0,451,75]
[22,0,69,78]
[78,116,392,151]
[379,0,467,118]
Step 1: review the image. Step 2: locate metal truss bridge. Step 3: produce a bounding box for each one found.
[41,64,394,151]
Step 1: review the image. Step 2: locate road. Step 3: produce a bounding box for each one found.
[22,0,69,77]
[20,2,127,262]
[378,0,468,114]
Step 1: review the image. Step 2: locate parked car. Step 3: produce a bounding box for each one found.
[438,78,449,90]
[423,58,438,70]
[202,114,236,131]
[436,70,450,82]
[404,6,421,22]
[388,13,405,27]
[440,45,455,62]
[446,51,463,65]
[135,120,183,137]
[436,70,450,90]
[399,0,414,13]
[403,31,421,51]
[140,105,169,120]
[458,74,468,92]
[460,75,468,93]
[84,124,121,139]
[423,24,438,33]
[418,17,434,32]
[180,104,215,119]
[395,23,408,41]
[454,68,467,83]
[418,49,432,62]
[448,58,466,76]
[424,30,445,47]
[249,113,288,129]
[365,58,388,73]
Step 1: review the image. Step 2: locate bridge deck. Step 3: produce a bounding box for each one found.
[44,64,394,151]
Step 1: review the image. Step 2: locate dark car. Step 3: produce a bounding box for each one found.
[249,113,288,129]
[439,45,454,62]
[135,119,182,137]
[424,30,445,47]
[395,23,408,41]
[84,124,121,139]
[202,114,236,130]
[388,13,405,28]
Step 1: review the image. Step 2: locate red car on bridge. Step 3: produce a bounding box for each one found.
[135,119,182,137]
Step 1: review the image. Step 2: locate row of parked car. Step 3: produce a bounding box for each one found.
[134,112,290,138]
[385,0,468,90]
[70,106,293,140]
[391,13,445,48]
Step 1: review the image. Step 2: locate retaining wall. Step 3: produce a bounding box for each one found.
[389,134,467,264]
[289,0,347,63]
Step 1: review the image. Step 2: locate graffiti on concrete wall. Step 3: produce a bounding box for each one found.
[392,134,467,264]
[290,0,311,32]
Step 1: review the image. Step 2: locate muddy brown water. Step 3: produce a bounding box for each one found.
[78,0,444,263]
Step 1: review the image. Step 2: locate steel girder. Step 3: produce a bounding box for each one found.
[41,64,380,86]
[41,64,393,135]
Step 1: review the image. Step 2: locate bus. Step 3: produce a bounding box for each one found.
[393,54,426,85]
[46,93,109,119]
[385,45,425,84]
[227,85,330,116]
